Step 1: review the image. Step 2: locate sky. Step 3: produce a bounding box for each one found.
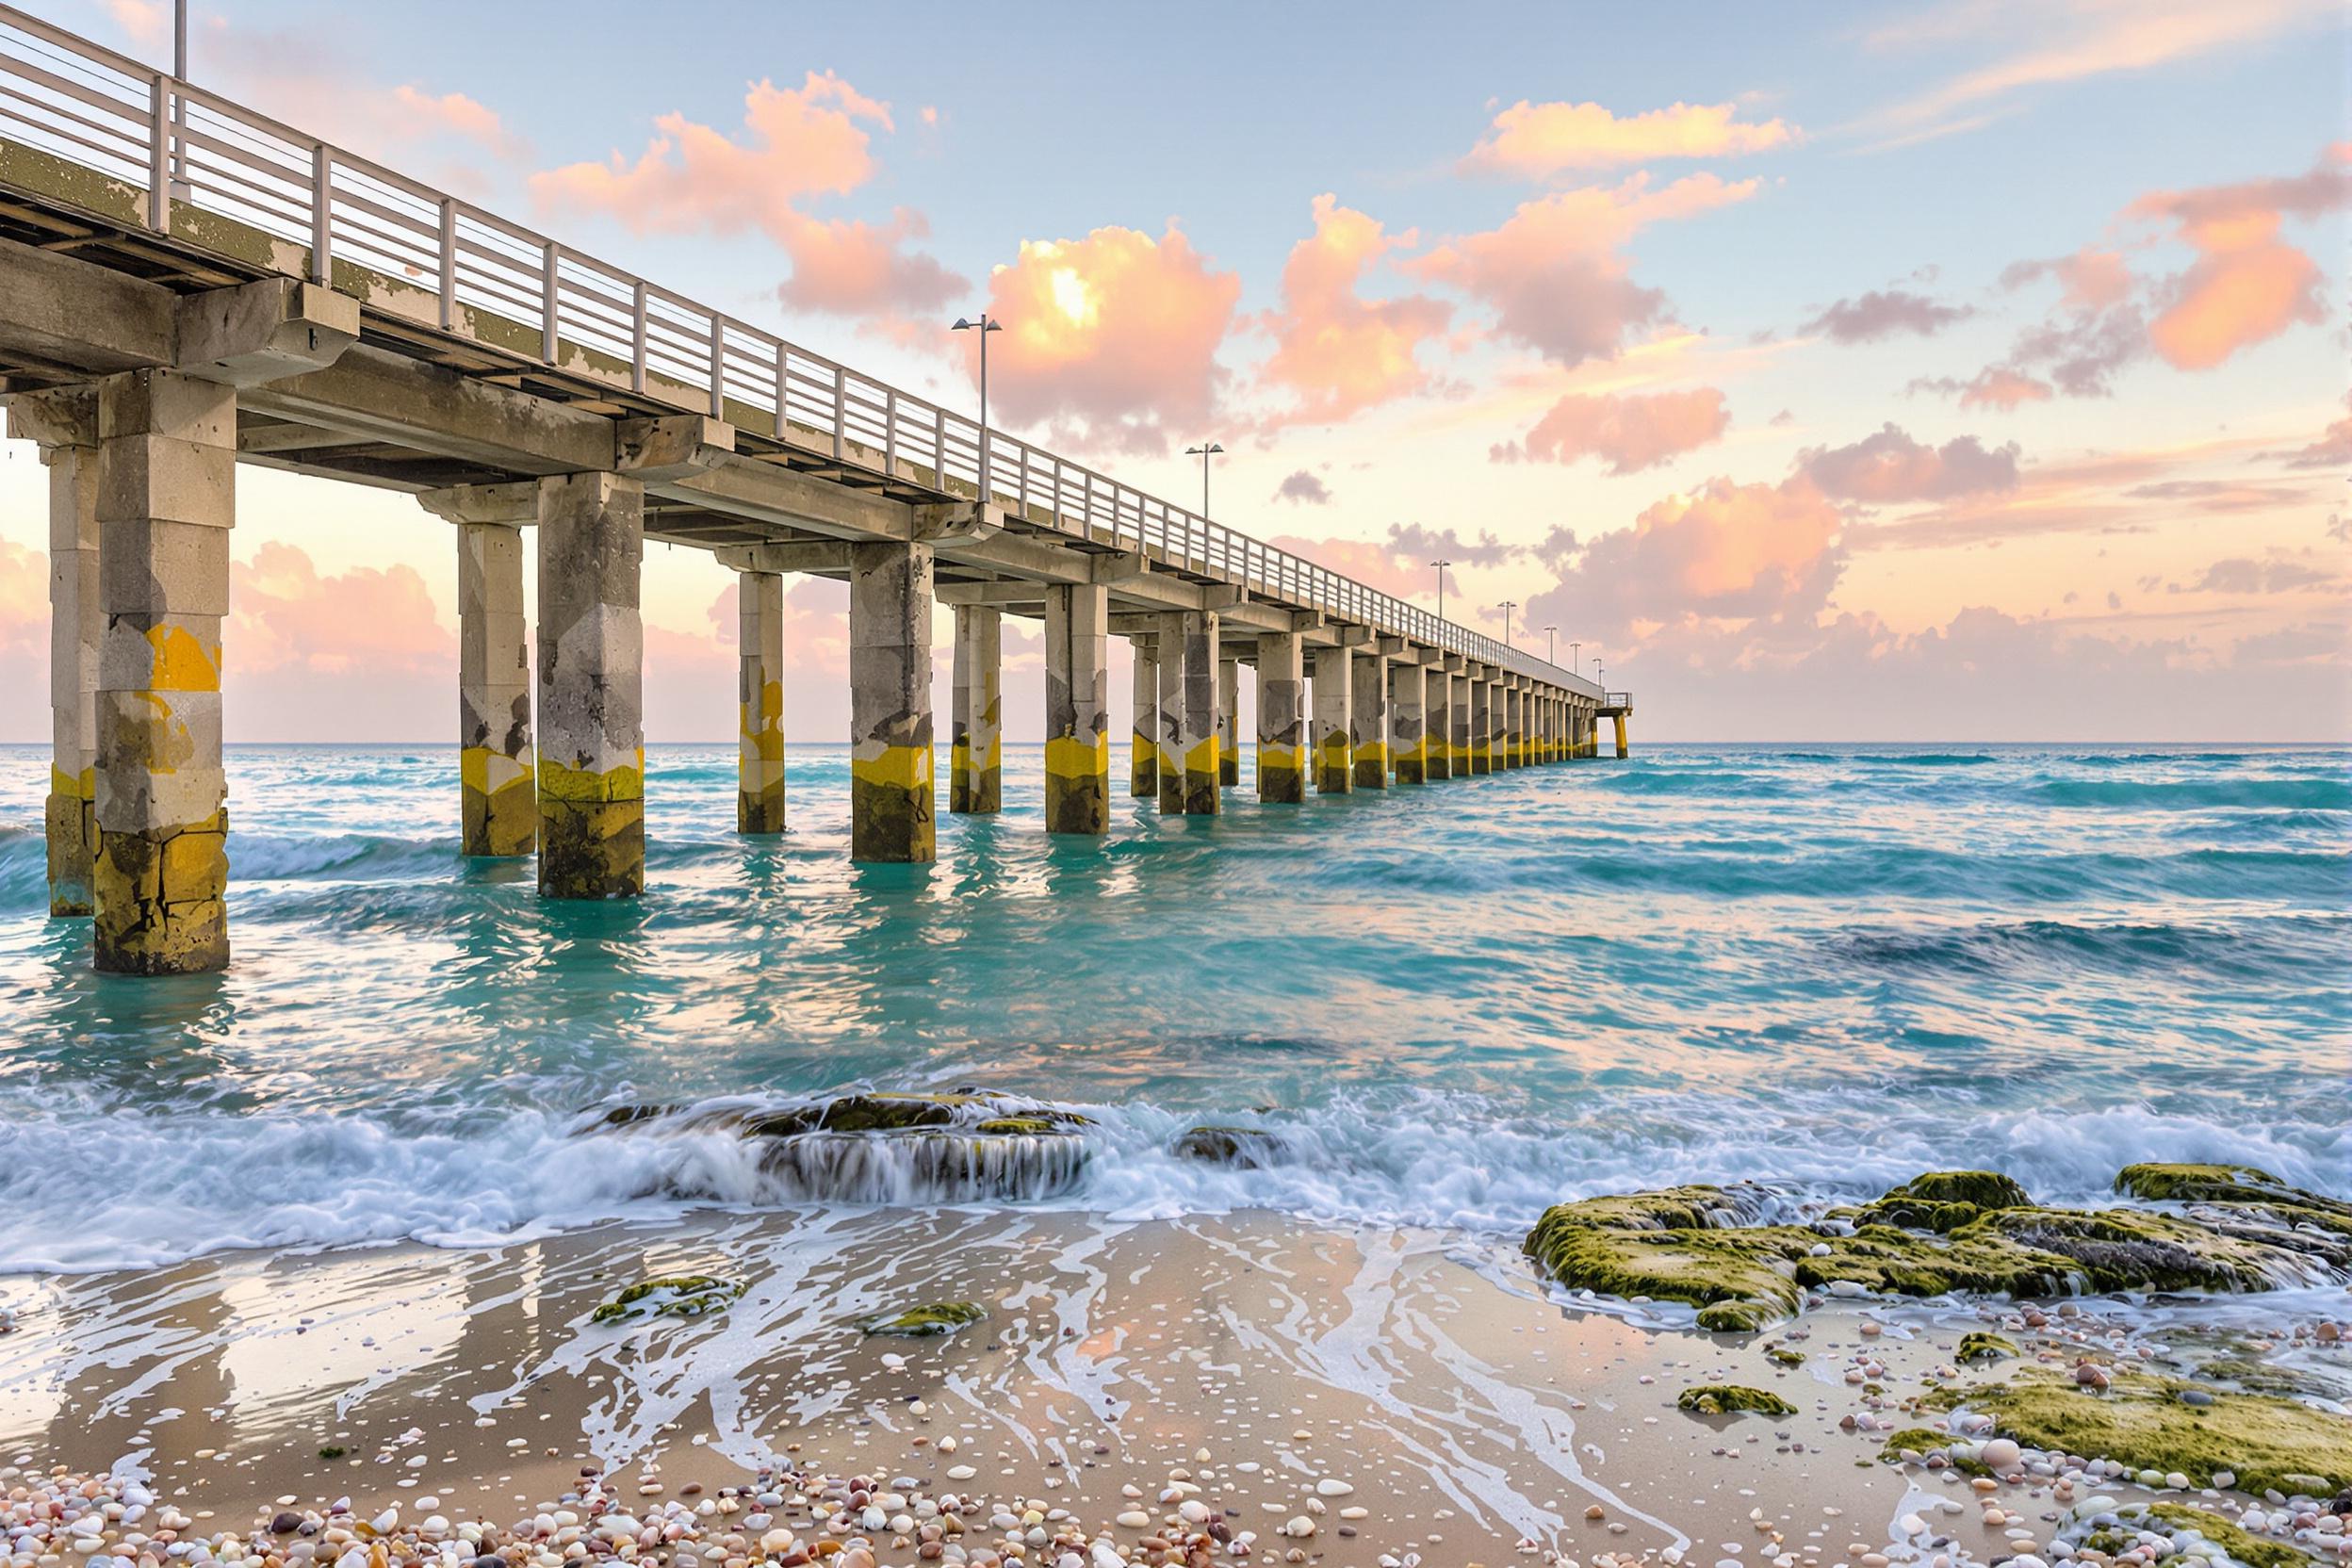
[1,0,2346,743]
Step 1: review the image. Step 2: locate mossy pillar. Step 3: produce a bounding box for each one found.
[1177,609,1222,815]
[12,389,101,917]
[1312,645,1352,794]
[1217,656,1240,787]
[848,541,936,862]
[1469,677,1493,776]
[1390,660,1425,785]
[737,568,787,833]
[90,369,234,972]
[1255,630,1305,804]
[1129,635,1159,798]
[1423,667,1451,782]
[1044,583,1110,835]
[536,470,645,898]
[1350,650,1389,790]
[949,604,1001,815]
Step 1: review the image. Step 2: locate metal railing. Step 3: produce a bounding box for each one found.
[0,4,1607,697]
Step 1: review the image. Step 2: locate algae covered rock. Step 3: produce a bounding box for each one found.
[2116,1163,2352,1260]
[1924,1370,2352,1494]
[1677,1384,1797,1417]
[1848,1170,2033,1233]
[1957,1331,2017,1364]
[1172,1126,1285,1167]
[863,1300,986,1337]
[2140,1505,2311,1568]
[743,1092,1092,1138]
[592,1275,746,1326]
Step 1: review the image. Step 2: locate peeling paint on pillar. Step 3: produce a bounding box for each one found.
[737,568,787,833]
[1129,636,1159,798]
[1312,645,1351,794]
[1423,667,1451,782]
[848,541,936,862]
[1469,678,1493,776]
[949,604,1002,815]
[458,515,535,855]
[1351,651,1389,789]
[1389,660,1425,785]
[535,470,646,898]
[91,368,233,973]
[1254,631,1304,804]
[1043,583,1110,834]
[1217,656,1240,786]
[1156,614,1186,816]
[24,394,100,916]
[1179,610,1222,814]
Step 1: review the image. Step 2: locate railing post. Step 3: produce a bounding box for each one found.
[830,366,846,462]
[437,197,457,332]
[145,74,168,230]
[772,341,789,441]
[884,389,898,476]
[934,403,947,486]
[708,315,725,418]
[309,143,332,285]
[630,282,647,394]
[1017,443,1030,520]
[539,240,559,363]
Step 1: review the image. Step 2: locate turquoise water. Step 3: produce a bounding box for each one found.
[0,743,2345,1273]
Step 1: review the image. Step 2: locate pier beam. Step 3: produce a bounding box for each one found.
[1312,645,1352,794]
[1255,630,1305,804]
[1469,676,1493,776]
[737,568,787,833]
[1351,650,1389,789]
[1390,659,1426,784]
[1043,583,1110,835]
[536,470,645,897]
[1129,636,1160,798]
[1423,666,1451,782]
[949,605,1002,815]
[1156,615,1185,815]
[1178,610,1222,814]
[10,388,99,916]
[849,542,937,862]
[1217,656,1240,786]
[90,369,235,972]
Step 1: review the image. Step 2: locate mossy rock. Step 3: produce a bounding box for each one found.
[1677,1384,1797,1417]
[1958,1332,2018,1364]
[592,1275,746,1325]
[2116,1164,2352,1255]
[1923,1370,2352,1494]
[1172,1126,1285,1167]
[743,1093,1091,1138]
[1849,1171,2034,1233]
[863,1300,986,1337]
[2142,1505,2311,1568]
[1765,1346,1806,1367]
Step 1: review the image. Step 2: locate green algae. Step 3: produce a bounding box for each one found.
[2144,1506,2312,1568]
[742,1094,1092,1138]
[1849,1171,2034,1233]
[2116,1164,2352,1258]
[592,1275,745,1326]
[1923,1370,2352,1494]
[863,1300,986,1337]
[1958,1332,2018,1364]
[1765,1346,1806,1367]
[1171,1126,1285,1166]
[1677,1384,1797,1417]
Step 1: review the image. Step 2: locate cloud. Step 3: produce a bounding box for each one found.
[1539,475,1845,640]
[1801,288,1973,344]
[1907,368,2057,410]
[531,73,962,317]
[231,542,449,677]
[390,86,528,162]
[2128,142,2351,370]
[1462,99,1797,178]
[979,224,1243,455]
[1410,172,1760,368]
[2004,302,2150,397]
[2124,479,2315,513]
[1265,533,1438,604]
[1255,195,1451,428]
[105,0,167,47]
[2171,554,2337,594]
[2270,396,2352,470]
[2000,246,2134,312]
[1801,423,2022,502]
[1384,522,1520,568]
[1273,469,1332,505]
[1500,386,1730,474]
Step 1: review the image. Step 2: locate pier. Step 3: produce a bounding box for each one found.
[0,7,1629,974]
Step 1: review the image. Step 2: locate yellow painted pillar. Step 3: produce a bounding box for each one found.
[1390,659,1426,784]
[1469,677,1493,776]
[1256,631,1306,804]
[949,603,1002,815]
[536,470,646,896]
[1157,613,1187,815]
[738,568,787,833]
[1423,666,1451,781]
[848,541,936,862]
[1351,649,1389,789]
[1044,583,1110,834]
[1614,712,1630,760]
[1217,655,1240,787]
[9,388,100,916]
[1178,609,1222,814]
[1130,635,1159,799]
[1313,645,1352,794]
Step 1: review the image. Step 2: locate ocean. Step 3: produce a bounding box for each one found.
[1,742,2345,1276]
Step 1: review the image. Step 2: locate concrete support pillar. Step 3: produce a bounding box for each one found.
[12,390,101,916]
[848,542,936,862]
[1044,583,1110,835]
[1423,667,1451,782]
[1614,711,1630,760]
[1469,678,1494,776]
[1255,631,1305,804]
[535,470,646,897]
[949,604,1002,815]
[737,569,787,833]
[1312,645,1352,794]
[1129,636,1159,798]
[1351,651,1389,789]
[1175,610,1222,814]
[1390,661,1426,784]
[1540,696,1556,762]
[90,369,234,972]
[1449,673,1470,775]
[1154,618,1184,814]
[1217,656,1240,786]
[1512,685,1529,768]
[455,510,536,855]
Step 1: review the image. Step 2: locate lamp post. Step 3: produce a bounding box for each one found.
[952,314,1002,496]
[1430,559,1452,622]
[1544,625,1557,664]
[1184,442,1223,517]
[1498,600,1516,651]
[1572,641,1582,676]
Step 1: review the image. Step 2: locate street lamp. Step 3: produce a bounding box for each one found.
[1544,625,1557,664]
[1184,442,1223,517]
[1498,600,1517,650]
[1430,559,1452,621]
[1571,641,1582,676]
[953,314,1002,494]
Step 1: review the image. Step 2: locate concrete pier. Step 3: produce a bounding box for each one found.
[1424,666,1451,782]
[1469,676,1493,776]
[1256,631,1306,804]
[9,389,98,915]
[1449,671,1470,776]
[1614,712,1631,759]
[1351,649,1390,789]
[738,568,788,833]
[1390,659,1426,785]
[536,470,646,897]
[849,542,936,862]
[1156,614,1187,815]
[1217,656,1240,787]
[1177,610,1222,814]
[1129,637,1159,798]
[1505,684,1524,769]
[444,489,538,855]
[950,604,1002,815]
[1043,583,1110,834]
[1313,646,1353,794]
[91,369,236,972]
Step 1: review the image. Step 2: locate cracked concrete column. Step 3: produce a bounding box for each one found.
[1390,660,1425,785]
[10,388,99,916]
[738,568,787,833]
[1044,583,1109,835]
[1423,666,1451,782]
[1469,675,1494,776]
[1312,645,1352,795]
[420,484,538,858]
[1129,635,1159,799]
[848,542,936,862]
[1217,656,1240,787]
[1156,614,1186,815]
[1176,610,1222,815]
[1351,650,1389,790]
[949,604,1001,815]
[536,470,645,897]
[1254,630,1305,804]
[91,369,234,973]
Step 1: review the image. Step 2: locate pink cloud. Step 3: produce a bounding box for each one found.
[1462,99,1797,178]
[1273,470,1333,505]
[231,542,449,678]
[1255,195,1451,428]
[1502,387,1730,474]
[1265,533,1439,604]
[2001,246,2135,312]
[2128,145,2350,370]
[1544,475,1845,640]
[390,86,526,162]
[2272,396,2352,470]
[1801,424,2022,503]
[1801,288,1973,344]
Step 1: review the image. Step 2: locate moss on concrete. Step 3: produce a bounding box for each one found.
[592,1275,745,1325]
[1677,1385,1797,1417]
[863,1300,986,1337]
